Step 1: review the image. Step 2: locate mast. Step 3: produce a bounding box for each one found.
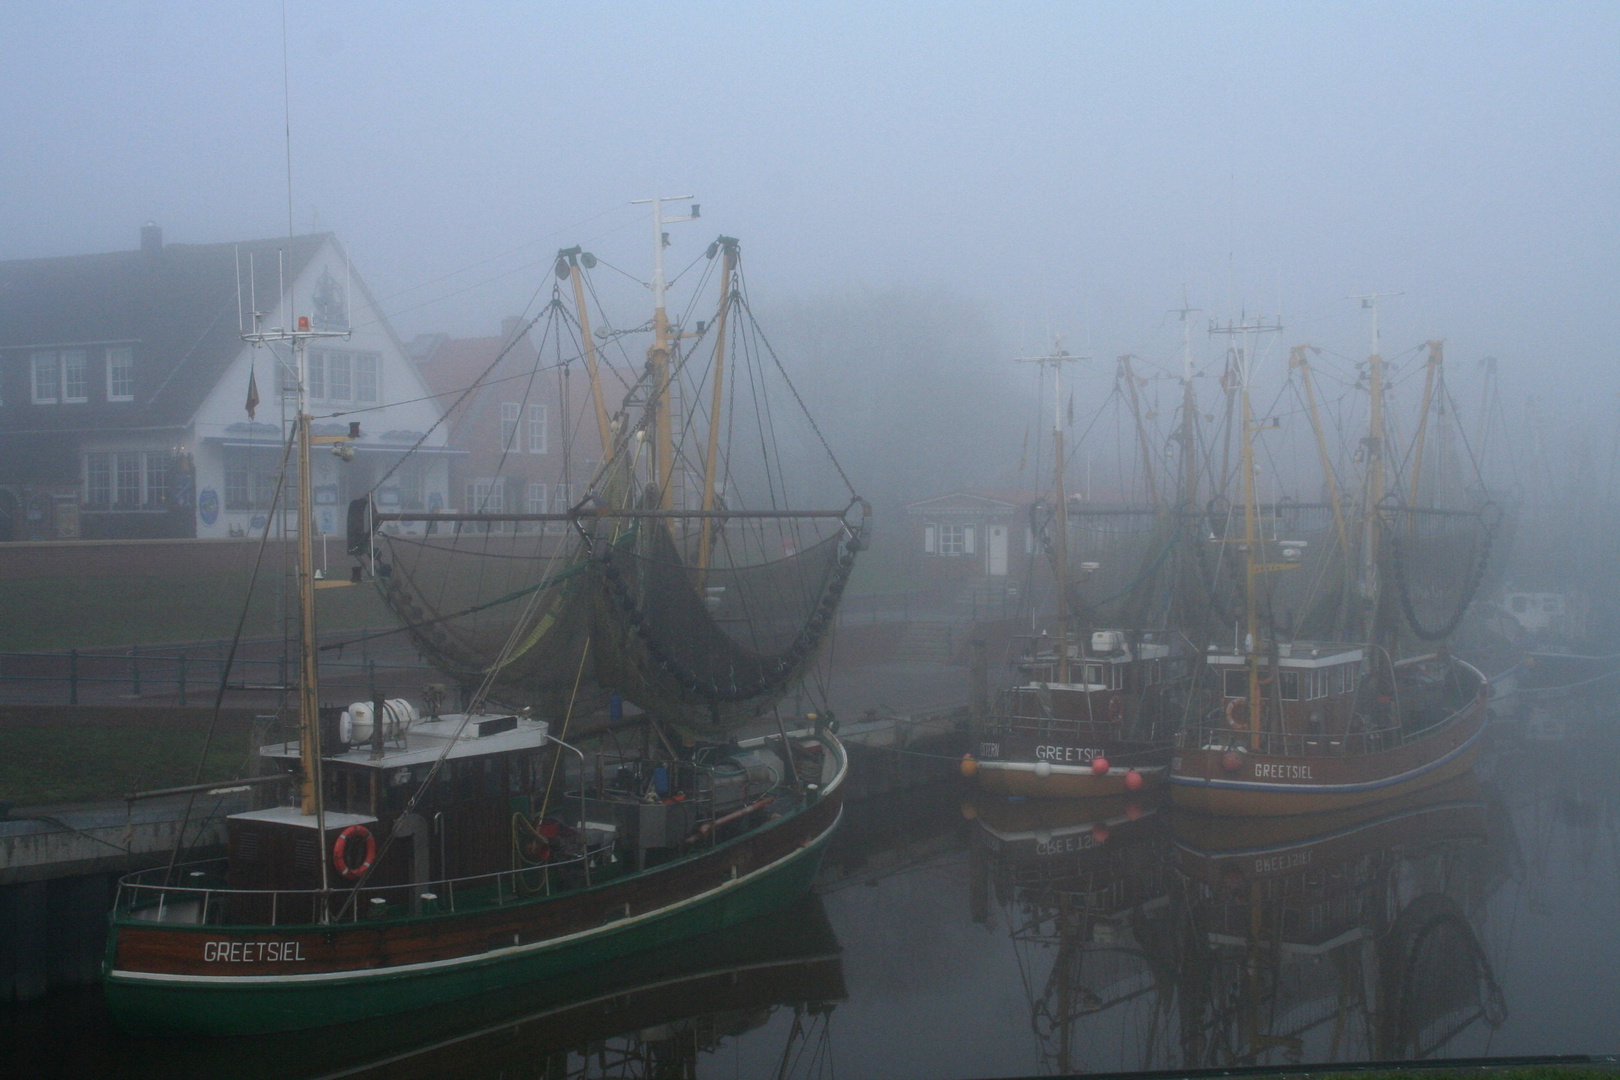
[560,248,613,460]
[1210,315,1283,744]
[1173,300,1203,511]
[698,237,738,573]
[1408,340,1443,511]
[631,195,698,510]
[1119,355,1160,507]
[1352,293,1401,641]
[1016,347,1080,682]
[1290,346,1352,619]
[244,284,349,908]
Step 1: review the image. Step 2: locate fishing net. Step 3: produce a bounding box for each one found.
[375,529,594,703]
[1384,504,1497,642]
[589,516,861,732]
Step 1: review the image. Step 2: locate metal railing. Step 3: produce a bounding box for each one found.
[0,643,440,707]
[112,843,615,929]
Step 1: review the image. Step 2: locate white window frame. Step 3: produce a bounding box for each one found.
[307,351,326,399]
[60,349,88,403]
[106,346,134,402]
[526,403,547,454]
[32,352,59,404]
[326,352,351,402]
[353,354,379,403]
[939,523,965,556]
[499,403,521,450]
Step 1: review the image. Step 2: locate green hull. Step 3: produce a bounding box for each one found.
[103,819,833,1036]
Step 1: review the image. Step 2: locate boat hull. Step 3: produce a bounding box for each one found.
[974,760,1166,799]
[1169,687,1486,816]
[104,746,845,1035]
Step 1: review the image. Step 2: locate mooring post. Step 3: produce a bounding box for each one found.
[177,652,188,707]
[130,645,141,697]
[68,649,78,705]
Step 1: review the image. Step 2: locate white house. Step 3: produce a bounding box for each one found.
[0,226,451,541]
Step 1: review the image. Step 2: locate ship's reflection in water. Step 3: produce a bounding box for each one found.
[7,693,1620,1078]
[943,691,1614,1077]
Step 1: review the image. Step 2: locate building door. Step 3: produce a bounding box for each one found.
[987,524,1009,576]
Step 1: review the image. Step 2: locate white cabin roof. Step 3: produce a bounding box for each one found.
[260,714,550,771]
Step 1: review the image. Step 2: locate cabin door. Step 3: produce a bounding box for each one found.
[987,525,1009,576]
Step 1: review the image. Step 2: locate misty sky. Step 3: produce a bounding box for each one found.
[3,2,1616,401]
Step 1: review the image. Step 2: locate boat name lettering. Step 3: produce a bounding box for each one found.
[202,940,306,963]
[1034,745,1101,763]
[1252,850,1311,875]
[1252,762,1314,780]
[1035,833,1096,857]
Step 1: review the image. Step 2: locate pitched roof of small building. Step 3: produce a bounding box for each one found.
[0,230,327,434]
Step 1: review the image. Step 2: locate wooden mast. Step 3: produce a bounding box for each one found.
[1119,355,1160,508]
[1408,340,1443,512]
[1354,293,1400,643]
[1017,347,1079,683]
[698,238,738,573]
[562,249,614,460]
[632,196,698,511]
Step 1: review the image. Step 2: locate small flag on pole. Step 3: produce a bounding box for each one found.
[245,364,260,419]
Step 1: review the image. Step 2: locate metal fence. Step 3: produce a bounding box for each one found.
[0,637,444,708]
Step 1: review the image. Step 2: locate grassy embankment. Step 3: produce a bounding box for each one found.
[0,705,269,806]
[0,571,396,652]
[0,571,395,805]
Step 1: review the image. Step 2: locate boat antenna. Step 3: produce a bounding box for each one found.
[629,194,697,511]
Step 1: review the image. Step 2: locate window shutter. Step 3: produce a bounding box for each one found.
[964,526,976,554]
[924,524,937,554]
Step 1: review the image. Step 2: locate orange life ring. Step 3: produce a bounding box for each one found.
[1225,698,1246,726]
[333,824,376,881]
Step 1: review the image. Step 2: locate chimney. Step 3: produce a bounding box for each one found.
[140,221,163,257]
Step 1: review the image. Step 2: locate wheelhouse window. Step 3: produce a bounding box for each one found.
[1223,668,1248,698]
[107,346,134,401]
[1278,671,1300,701]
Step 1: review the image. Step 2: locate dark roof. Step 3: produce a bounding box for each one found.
[0,232,329,433]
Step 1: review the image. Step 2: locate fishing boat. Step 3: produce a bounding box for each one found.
[965,342,1211,798]
[1171,311,1492,815]
[102,202,866,1035]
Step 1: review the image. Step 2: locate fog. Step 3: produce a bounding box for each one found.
[4,2,1617,500]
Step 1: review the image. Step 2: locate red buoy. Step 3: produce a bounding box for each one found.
[1090,756,1110,775]
[1091,825,1110,844]
[1124,768,1144,791]
[1125,802,1143,822]
[1222,750,1243,772]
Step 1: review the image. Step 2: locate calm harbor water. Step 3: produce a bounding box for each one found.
[5,691,1618,1079]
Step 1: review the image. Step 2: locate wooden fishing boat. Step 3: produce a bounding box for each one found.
[103,203,867,1035]
[1170,649,1487,815]
[965,345,1209,799]
[1170,317,1497,816]
[103,725,846,1035]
